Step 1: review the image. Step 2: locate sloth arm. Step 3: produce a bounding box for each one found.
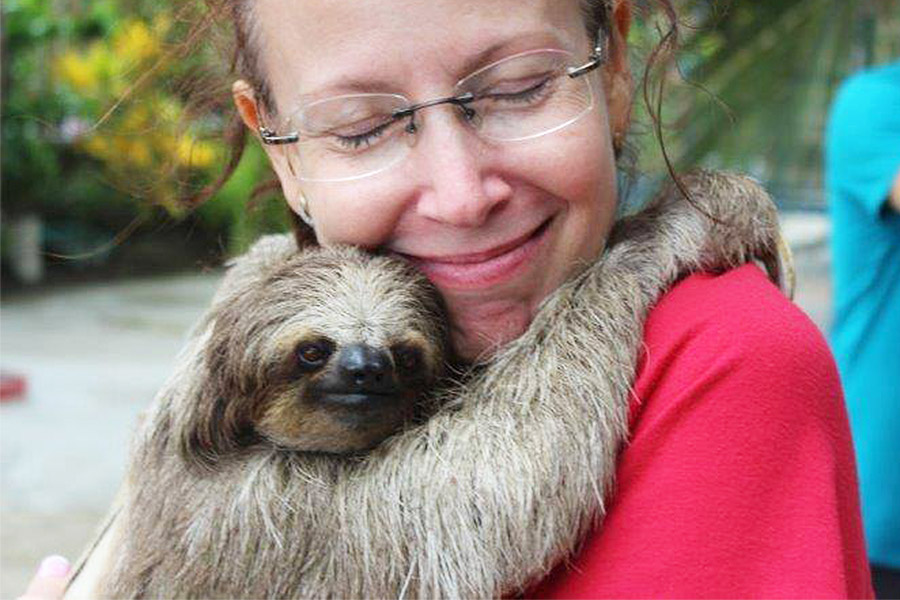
[530,264,874,599]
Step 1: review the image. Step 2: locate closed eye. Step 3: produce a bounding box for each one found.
[479,75,554,104]
[333,119,395,149]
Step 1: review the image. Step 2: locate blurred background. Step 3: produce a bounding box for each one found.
[2,0,899,596]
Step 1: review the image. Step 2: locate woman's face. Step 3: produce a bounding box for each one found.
[239,0,632,360]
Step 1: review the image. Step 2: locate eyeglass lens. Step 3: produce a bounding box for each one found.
[284,49,595,182]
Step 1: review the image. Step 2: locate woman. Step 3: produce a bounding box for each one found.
[24,0,873,597]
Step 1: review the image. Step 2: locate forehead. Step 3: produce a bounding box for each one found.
[252,0,588,110]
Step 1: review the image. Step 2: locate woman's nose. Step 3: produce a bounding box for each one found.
[411,109,513,227]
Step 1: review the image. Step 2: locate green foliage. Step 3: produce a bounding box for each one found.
[194,143,288,256]
[3,0,137,219]
[1,0,284,265]
[630,0,900,207]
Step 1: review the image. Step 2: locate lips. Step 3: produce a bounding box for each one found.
[318,392,400,409]
[400,218,552,290]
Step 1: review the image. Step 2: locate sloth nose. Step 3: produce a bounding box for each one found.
[337,344,394,393]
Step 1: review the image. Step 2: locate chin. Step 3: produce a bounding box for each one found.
[448,303,534,362]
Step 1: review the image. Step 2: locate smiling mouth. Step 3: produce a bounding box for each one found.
[400,217,554,290]
[414,218,552,264]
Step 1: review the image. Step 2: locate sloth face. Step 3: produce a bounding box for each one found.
[255,331,438,453]
[191,246,448,461]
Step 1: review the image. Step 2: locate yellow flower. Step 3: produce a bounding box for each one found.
[85,43,111,80]
[54,51,98,93]
[80,135,110,159]
[151,14,172,38]
[113,20,158,64]
[175,137,217,169]
[126,139,153,168]
[52,10,222,213]
[121,104,152,132]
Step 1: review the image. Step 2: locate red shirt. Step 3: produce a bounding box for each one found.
[531,265,874,599]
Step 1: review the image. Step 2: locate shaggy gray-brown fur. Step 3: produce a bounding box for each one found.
[77,171,791,599]
[183,245,448,459]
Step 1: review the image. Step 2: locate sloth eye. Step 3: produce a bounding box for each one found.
[392,345,422,374]
[296,340,334,371]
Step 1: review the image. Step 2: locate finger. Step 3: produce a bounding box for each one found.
[18,555,71,600]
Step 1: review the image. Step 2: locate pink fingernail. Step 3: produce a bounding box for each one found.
[38,555,70,577]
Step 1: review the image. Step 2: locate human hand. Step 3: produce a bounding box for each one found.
[18,555,70,600]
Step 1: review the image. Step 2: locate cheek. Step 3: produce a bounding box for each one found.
[506,106,616,222]
[302,178,409,247]
[555,144,617,272]
[558,115,615,231]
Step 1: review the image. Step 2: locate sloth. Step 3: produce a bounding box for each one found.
[66,171,793,599]
[66,242,452,599]
[181,243,450,462]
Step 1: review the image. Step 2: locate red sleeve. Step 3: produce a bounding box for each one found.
[530,264,873,599]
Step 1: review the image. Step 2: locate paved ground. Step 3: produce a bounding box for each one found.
[0,215,833,598]
[1,273,221,598]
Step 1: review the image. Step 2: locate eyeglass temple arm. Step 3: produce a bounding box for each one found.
[567,33,607,79]
[259,126,299,145]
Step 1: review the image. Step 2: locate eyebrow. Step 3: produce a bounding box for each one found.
[294,29,573,106]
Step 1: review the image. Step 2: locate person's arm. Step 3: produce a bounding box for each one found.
[531,265,874,598]
[889,169,900,213]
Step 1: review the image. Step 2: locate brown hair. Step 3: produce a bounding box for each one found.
[175,0,681,225]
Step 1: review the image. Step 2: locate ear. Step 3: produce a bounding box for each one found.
[602,0,634,146]
[232,80,311,224]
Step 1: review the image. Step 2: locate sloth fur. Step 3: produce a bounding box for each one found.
[71,171,792,599]
[183,244,449,458]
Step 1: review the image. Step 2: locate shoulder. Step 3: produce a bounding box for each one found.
[826,62,900,213]
[829,62,900,132]
[632,263,840,426]
[645,261,820,347]
[584,264,868,597]
[531,264,873,598]
[833,62,900,105]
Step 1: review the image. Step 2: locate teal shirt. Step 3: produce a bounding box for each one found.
[826,60,900,568]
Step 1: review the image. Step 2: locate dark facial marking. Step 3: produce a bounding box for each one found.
[391,343,425,379]
[295,338,336,373]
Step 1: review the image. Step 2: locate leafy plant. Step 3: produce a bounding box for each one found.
[1,0,283,266]
[630,0,900,208]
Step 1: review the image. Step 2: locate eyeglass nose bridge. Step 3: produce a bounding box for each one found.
[391,92,478,134]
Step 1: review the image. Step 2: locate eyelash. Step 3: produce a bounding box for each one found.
[334,121,393,149]
[329,75,553,150]
[485,77,552,104]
